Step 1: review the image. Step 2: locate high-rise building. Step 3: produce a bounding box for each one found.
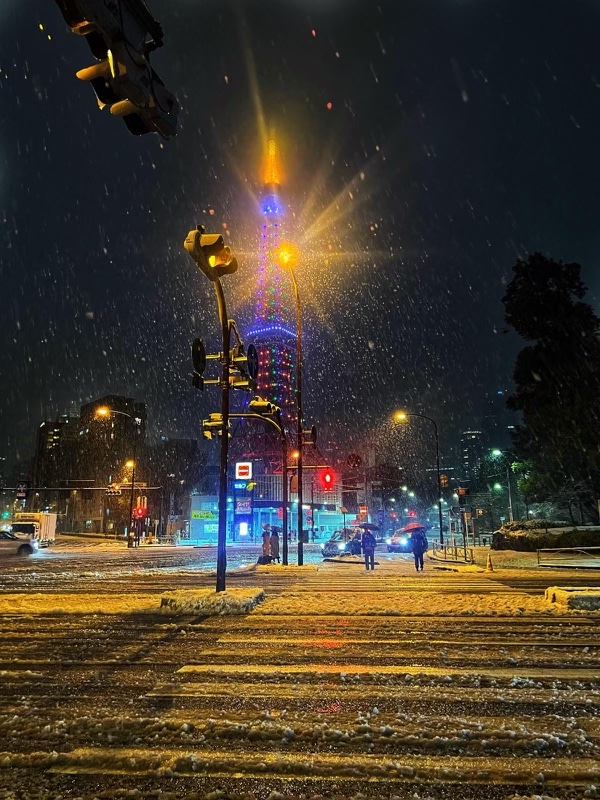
[32,414,82,487]
[482,387,517,448]
[247,135,297,428]
[459,429,487,482]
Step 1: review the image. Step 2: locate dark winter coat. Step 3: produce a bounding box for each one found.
[361,531,377,553]
[270,532,280,559]
[410,530,428,555]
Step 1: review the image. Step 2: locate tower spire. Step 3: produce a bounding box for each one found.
[263,134,281,187]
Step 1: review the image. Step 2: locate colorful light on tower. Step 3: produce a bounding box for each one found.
[248,135,297,426]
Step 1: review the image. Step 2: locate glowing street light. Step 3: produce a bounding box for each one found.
[277,240,307,565]
[491,448,515,521]
[394,409,445,545]
[94,405,141,548]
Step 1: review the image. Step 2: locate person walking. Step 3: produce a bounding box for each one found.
[270,527,281,563]
[410,528,428,572]
[362,530,377,571]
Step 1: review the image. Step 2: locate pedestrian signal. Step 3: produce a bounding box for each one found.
[320,469,335,492]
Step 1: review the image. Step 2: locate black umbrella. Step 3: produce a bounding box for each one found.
[357,523,380,531]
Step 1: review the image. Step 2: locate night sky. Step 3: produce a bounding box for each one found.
[1,0,600,466]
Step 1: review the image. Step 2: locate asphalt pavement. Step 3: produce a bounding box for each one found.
[0,541,599,799]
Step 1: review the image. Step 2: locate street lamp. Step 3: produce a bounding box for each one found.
[95,405,141,547]
[491,449,514,522]
[277,241,306,566]
[394,410,445,545]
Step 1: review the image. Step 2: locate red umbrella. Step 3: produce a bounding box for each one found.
[402,522,427,532]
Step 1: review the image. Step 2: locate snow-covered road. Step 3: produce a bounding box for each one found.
[0,550,599,799]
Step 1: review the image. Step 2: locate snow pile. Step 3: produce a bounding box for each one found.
[160,587,265,615]
[545,586,600,610]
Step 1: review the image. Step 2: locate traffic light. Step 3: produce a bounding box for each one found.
[133,506,145,519]
[248,396,280,417]
[320,469,335,492]
[458,487,470,507]
[184,226,238,281]
[202,413,230,440]
[191,338,206,391]
[440,473,449,488]
[408,509,417,517]
[52,0,178,139]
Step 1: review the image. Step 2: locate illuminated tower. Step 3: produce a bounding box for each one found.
[248,136,297,428]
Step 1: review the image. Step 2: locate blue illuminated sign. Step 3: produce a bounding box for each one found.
[233,481,247,490]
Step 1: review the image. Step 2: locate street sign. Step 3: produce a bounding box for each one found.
[246,343,259,380]
[235,462,252,480]
[235,498,252,515]
[16,482,29,499]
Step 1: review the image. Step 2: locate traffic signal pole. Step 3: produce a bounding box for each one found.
[214,278,230,593]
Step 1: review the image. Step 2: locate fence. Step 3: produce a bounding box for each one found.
[431,541,474,564]
[537,545,600,569]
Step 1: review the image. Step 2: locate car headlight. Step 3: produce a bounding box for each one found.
[338,543,346,551]
[386,538,392,544]
[400,537,408,545]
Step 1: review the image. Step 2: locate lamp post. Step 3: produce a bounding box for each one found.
[277,242,305,566]
[491,449,514,522]
[394,411,444,545]
[95,406,141,547]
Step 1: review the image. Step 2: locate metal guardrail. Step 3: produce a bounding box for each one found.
[537,545,600,568]
[431,542,475,564]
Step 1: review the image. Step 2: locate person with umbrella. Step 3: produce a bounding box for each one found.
[406,522,428,572]
[270,526,281,564]
[359,523,378,571]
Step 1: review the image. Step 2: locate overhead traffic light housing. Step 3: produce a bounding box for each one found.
[52,0,178,139]
[248,396,280,417]
[184,226,238,281]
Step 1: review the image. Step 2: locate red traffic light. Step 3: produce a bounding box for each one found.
[133,506,145,519]
[408,510,417,517]
[320,469,335,491]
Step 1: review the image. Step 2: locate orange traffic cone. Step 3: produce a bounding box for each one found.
[486,552,494,572]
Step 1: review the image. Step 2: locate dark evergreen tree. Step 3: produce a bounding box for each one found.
[503,253,600,520]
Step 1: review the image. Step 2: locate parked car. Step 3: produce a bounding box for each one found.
[0,530,39,557]
[386,530,413,553]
